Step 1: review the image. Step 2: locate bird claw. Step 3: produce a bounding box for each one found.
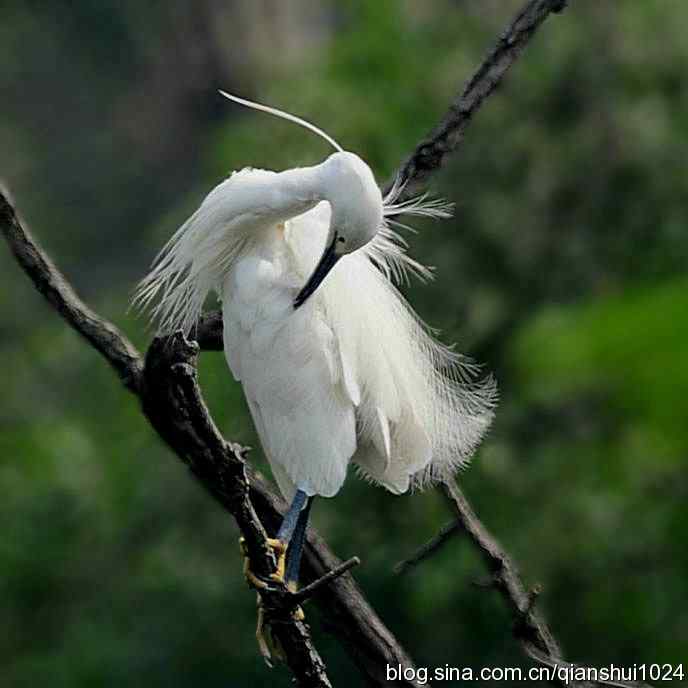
[239,536,305,663]
[240,536,287,589]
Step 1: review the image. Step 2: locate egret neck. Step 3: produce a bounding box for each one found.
[289,152,384,307]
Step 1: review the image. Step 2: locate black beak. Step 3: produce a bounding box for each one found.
[294,234,341,308]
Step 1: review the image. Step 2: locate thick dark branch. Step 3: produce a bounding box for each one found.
[0,187,142,391]
[141,334,419,687]
[142,336,276,578]
[141,334,332,687]
[1,192,333,687]
[388,0,569,197]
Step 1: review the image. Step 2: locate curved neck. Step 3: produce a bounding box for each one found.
[265,164,328,225]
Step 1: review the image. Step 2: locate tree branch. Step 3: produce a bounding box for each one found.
[290,557,361,607]
[440,479,562,660]
[387,0,569,198]
[141,334,334,686]
[395,480,649,688]
[394,519,461,575]
[397,480,649,688]
[0,186,142,392]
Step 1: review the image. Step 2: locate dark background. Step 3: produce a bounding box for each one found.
[1,1,686,685]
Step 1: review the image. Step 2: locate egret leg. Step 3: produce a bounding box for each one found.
[284,496,312,591]
[276,489,309,545]
[242,489,309,590]
[249,490,311,663]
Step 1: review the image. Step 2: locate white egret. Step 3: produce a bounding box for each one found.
[134,91,495,607]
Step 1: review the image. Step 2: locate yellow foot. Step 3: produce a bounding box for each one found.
[267,538,287,584]
[240,536,287,589]
[238,536,305,663]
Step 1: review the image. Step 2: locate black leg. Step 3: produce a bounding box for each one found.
[285,497,312,589]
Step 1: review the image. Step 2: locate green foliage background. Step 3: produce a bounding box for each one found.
[1,1,686,685]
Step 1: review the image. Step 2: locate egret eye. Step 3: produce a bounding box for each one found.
[338,236,346,244]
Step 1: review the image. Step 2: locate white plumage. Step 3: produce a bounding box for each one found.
[134,94,496,502]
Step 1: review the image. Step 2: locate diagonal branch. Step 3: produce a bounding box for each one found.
[289,557,360,608]
[0,187,142,392]
[397,480,651,688]
[388,0,569,198]
[141,334,332,686]
[440,479,562,660]
[394,519,461,576]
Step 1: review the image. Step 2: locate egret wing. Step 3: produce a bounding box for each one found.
[285,202,496,493]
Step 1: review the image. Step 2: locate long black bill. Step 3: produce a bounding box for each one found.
[293,234,341,308]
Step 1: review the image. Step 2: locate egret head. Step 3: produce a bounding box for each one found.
[216,91,384,307]
[323,152,384,253]
[294,152,383,307]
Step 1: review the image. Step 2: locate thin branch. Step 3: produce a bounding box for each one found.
[394,519,461,575]
[387,0,569,198]
[440,479,562,661]
[291,557,361,607]
[436,480,652,688]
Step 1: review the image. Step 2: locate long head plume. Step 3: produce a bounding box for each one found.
[219,90,343,153]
